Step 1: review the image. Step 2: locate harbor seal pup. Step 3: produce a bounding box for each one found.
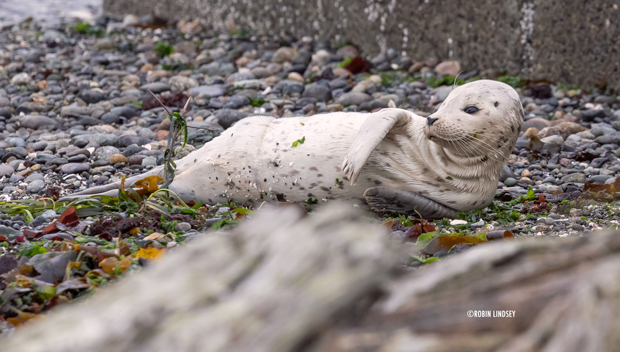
[66,80,523,219]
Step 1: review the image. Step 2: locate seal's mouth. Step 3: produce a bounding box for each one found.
[424,127,464,142]
[425,127,473,145]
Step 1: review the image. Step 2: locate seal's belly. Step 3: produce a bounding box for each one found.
[255,114,374,203]
[172,114,377,205]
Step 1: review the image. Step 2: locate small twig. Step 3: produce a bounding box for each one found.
[148,90,172,116]
[180,95,192,115]
[413,208,425,222]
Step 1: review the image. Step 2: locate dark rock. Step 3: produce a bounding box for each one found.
[79,89,105,104]
[595,132,620,145]
[68,154,88,163]
[521,117,550,131]
[74,139,89,148]
[0,108,10,119]
[27,179,45,193]
[0,255,18,276]
[302,82,332,102]
[215,109,250,129]
[128,155,144,165]
[222,95,250,109]
[77,117,101,126]
[20,115,60,130]
[101,113,122,124]
[140,82,171,93]
[499,165,516,182]
[119,135,152,147]
[122,145,146,157]
[11,147,28,159]
[295,97,317,110]
[9,174,24,183]
[60,163,90,174]
[274,80,304,95]
[33,141,48,151]
[337,92,371,106]
[581,109,606,122]
[187,85,225,98]
[111,106,140,118]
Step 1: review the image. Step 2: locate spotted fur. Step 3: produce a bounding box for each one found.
[65,80,522,213]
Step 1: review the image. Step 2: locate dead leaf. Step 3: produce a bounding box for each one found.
[405,222,437,242]
[118,240,131,257]
[134,175,163,195]
[422,235,486,255]
[73,245,118,260]
[42,207,78,235]
[41,232,75,241]
[584,178,620,194]
[98,257,131,275]
[19,265,34,277]
[56,277,90,294]
[135,248,165,261]
[143,232,164,241]
[129,227,141,235]
[8,312,40,327]
[37,80,48,89]
[85,269,109,278]
[22,229,39,239]
[30,251,78,284]
[524,194,550,213]
[487,230,514,241]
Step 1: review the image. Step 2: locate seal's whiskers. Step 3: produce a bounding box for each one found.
[463,136,507,160]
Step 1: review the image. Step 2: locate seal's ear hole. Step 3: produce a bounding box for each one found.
[463,106,479,114]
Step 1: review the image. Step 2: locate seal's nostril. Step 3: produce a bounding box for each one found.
[427,117,439,126]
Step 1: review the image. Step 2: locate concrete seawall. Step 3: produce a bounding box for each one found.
[103,0,620,88]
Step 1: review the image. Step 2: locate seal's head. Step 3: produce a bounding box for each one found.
[424,80,523,164]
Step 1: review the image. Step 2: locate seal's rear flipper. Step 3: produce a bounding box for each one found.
[363,186,457,219]
[59,166,164,201]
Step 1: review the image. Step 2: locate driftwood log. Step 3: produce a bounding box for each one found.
[317,230,620,352]
[1,203,399,352]
[3,202,620,352]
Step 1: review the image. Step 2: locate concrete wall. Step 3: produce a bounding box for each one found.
[103,0,620,88]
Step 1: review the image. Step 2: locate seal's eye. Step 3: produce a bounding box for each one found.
[464,106,479,114]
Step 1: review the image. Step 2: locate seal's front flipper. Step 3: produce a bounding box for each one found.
[342,109,411,184]
[363,187,457,219]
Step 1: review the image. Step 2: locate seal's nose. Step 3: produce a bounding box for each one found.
[427,117,438,126]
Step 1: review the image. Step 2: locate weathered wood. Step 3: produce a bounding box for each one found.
[2,203,398,352]
[6,203,620,352]
[317,231,620,352]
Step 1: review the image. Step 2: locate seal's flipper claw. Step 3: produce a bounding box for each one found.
[363,187,457,219]
[341,157,359,184]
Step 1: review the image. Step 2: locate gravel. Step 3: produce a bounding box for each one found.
[0,14,618,240]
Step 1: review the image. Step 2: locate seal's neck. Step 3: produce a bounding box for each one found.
[416,131,508,183]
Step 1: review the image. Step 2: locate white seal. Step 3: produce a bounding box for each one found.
[67,80,523,218]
